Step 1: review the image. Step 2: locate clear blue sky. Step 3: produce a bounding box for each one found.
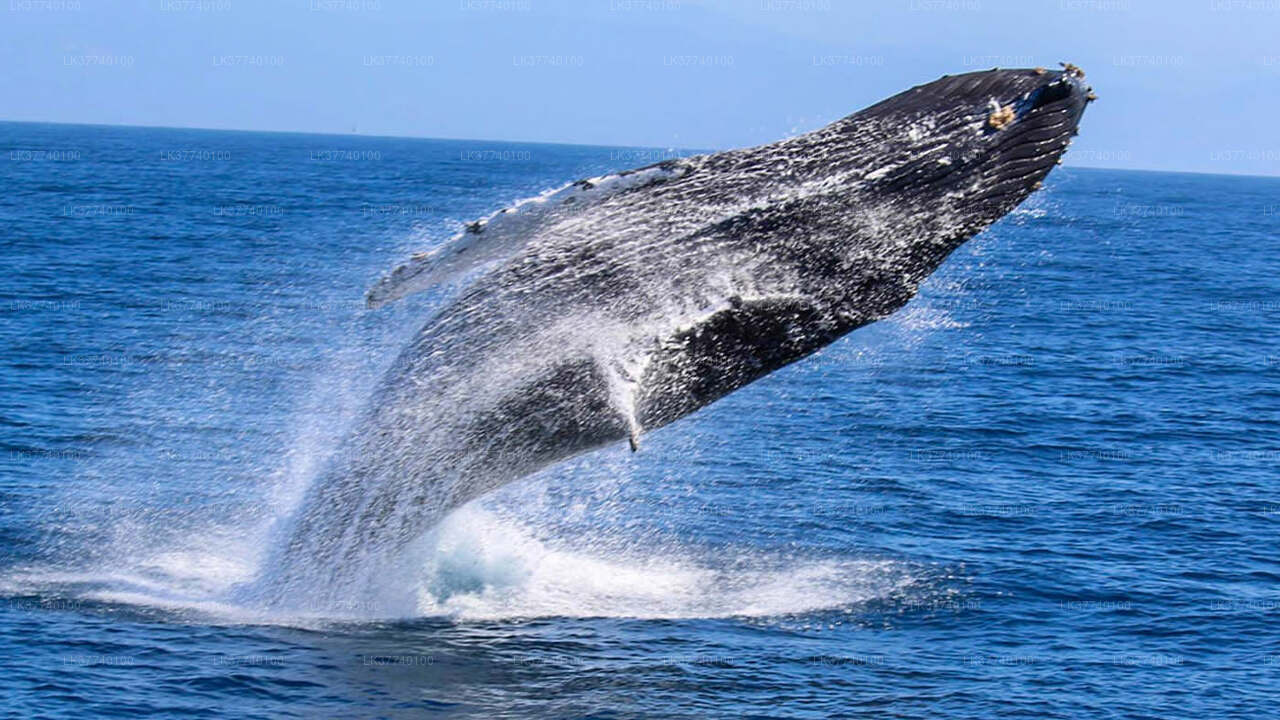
[2,0,1277,175]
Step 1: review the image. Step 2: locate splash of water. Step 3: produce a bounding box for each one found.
[3,502,914,625]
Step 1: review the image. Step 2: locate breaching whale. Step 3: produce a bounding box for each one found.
[259,67,1093,610]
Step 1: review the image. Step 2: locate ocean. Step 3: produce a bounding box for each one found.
[1,120,1278,718]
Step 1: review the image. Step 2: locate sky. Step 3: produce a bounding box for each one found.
[1,0,1278,176]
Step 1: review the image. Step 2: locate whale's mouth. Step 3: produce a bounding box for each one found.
[1028,75,1077,111]
[973,68,1091,210]
[1005,68,1091,136]
[855,66,1092,213]
[907,66,1092,224]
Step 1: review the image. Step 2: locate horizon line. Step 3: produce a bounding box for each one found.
[3,117,1277,181]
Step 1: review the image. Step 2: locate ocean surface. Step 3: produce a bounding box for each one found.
[2,120,1278,718]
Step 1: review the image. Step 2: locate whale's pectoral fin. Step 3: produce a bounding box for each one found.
[634,296,852,432]
[366,158,697,309]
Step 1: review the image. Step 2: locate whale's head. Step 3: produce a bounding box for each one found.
[837,65,1093,240]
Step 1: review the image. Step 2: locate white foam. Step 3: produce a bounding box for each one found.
[3,505,908,625]
[404,506,906,621]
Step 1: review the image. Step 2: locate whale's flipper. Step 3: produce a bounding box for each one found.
[366,159,695,308]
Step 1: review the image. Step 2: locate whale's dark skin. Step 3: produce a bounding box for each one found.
[262,67,1093,607]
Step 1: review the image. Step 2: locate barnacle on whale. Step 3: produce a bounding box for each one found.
[1060,62,1085,79]
[987,101,1016,130]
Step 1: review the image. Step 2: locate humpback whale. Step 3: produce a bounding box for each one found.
[259,67,1093,610]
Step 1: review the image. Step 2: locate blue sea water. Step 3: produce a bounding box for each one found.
[1,119,1278,718]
